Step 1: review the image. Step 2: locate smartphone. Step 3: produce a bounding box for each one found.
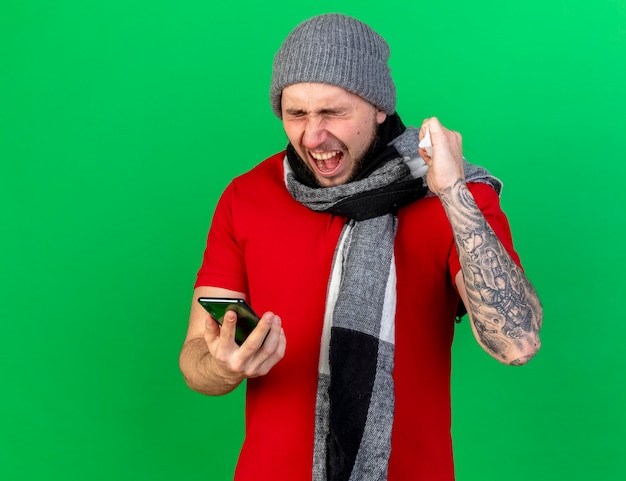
[197,297,260,346]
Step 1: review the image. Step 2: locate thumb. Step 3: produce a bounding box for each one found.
[219,310,239,344]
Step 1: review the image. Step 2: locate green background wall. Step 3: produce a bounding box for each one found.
[1,0,624,479]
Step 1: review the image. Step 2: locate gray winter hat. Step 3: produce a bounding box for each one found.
[270,13,396,118]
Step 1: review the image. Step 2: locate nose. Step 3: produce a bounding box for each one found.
[302,116,328,149]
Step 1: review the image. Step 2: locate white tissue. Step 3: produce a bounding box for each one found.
[418,128,433,157]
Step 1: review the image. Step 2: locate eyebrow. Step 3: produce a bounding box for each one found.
[284,108,306,116]
[284,106,349,116]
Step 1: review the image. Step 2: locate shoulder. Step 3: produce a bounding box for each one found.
[396,181,504,246]
[220,150,306,220]
[465,181,511,227]
[230,151,286,188]
[467,181,502,205]
[217,151,287,208]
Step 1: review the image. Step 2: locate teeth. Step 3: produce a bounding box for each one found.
[310,151,339,160]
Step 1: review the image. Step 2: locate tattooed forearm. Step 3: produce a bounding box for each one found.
[439,179,543,364]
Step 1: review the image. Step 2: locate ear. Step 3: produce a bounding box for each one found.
[376,110,387,124]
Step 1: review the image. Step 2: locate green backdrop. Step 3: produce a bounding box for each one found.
[2,0,625,479]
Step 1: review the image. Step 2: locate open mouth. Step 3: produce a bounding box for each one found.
[309,150,343,175]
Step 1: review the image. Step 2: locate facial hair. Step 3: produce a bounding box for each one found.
[289,120,384,188]
[346,121,383,183]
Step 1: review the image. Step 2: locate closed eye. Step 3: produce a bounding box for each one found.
[283,108,349,119]
[318,108,349,117]
[284,108,307,118]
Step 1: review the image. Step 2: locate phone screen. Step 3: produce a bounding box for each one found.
[197,297,260,346]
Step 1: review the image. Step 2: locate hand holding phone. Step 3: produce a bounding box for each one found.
[197,297,260,346]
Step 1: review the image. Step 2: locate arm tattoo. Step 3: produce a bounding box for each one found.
[439,179,542,364]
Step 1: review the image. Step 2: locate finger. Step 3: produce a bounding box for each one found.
[204,313,221,344]
[418,147,432,163]
[418,117,431,140]
[252,327,287,377]
[256,314,283,352]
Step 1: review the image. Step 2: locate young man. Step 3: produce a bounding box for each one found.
[179,13,542,481]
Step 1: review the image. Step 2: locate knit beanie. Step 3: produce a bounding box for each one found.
[270,13,396,118]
